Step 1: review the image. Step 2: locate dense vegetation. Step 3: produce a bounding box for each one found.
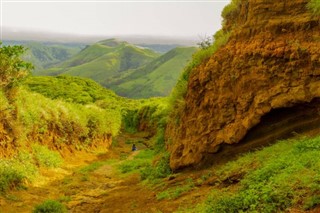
[186,136,320,212]
[0,43,121,192]
[25,75,120,105]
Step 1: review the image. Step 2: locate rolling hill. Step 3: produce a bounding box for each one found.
[40,39,160,84]
[107,47,197,98]
[2,40,85,72]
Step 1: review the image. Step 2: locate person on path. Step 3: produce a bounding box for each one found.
[132,143,137,151]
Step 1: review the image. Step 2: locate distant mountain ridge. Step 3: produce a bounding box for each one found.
[34,38,197,98]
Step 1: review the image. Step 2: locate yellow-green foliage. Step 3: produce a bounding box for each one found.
[122,97,169,133]
[190,136,320,212]
[221,0,240,19]
[15,87,121,143]
[0,149,60,193]
[32,144,63,168]
[0,43,32,90]
[307,0,320,15]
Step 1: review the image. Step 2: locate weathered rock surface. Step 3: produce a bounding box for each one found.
[167,0,320,170]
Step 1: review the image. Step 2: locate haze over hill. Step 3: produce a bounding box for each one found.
[3,27,199,46]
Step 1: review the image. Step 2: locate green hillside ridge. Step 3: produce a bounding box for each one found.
[40,39,160,84]
[3,40,84,72]
[108,47,197,98]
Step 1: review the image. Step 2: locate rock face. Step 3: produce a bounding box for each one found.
[167,0,320,170]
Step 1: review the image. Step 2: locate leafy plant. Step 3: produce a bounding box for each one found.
[33,200,67,213]
[0,43,33,91]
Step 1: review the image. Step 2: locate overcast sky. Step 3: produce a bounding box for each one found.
[1,0,230,40]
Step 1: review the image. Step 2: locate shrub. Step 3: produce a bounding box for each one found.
[33,200,67,213]
[32,144,63,168]
[140,152,172,180]
[0,151,38,193]
[0,43,32,91]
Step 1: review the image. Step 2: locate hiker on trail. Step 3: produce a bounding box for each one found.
[132,143,137,151]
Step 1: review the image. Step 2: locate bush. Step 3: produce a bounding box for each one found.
[33,200,67,213]
[32,144,63,168]
[0,43,32,91]
[118,150,154,174]
[0,151,38,193]
[141,152,172,180]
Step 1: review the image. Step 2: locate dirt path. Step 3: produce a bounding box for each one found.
[0,132,208,213]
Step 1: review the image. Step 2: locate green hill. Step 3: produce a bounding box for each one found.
[107,47,197,98]
[41,39,160,84]
[3,40,84,72]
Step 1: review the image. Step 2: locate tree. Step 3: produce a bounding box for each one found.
[0,43,33,90]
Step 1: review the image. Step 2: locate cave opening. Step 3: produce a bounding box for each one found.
[204,98,320,167]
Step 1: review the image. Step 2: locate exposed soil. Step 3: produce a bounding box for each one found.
[0,132,211,213]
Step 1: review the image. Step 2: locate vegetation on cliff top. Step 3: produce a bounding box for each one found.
[307,0,320,15]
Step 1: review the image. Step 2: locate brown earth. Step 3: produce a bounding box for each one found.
[0,133,212,213]
[166,0,320,170]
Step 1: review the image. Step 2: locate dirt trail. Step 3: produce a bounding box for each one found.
[0,132,209,213]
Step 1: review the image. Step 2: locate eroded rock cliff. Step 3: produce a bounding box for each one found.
[167,0,320,170]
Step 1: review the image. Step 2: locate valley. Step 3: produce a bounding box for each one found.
[0,0,320,212]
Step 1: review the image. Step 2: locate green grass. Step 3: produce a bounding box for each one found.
[118,150,155,174]
[157,178,195,200]
[78,160,116,175]
[188,136,320,212]
[33,200,67,213]
[307,0,320,15]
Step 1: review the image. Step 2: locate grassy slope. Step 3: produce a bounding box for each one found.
[108,47,197,98]
[41,39,159,84]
